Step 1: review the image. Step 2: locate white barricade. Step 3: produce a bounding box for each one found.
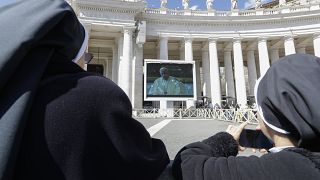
[132,108,258,124]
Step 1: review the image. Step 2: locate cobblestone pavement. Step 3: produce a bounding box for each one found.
[137,118,263,160]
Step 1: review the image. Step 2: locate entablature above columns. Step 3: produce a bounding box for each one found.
[89,39,115,48]
[77,0,145,12]
[143,13,320,40]
[144,27,320,43]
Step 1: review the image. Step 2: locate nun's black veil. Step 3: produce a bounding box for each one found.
[257,54,320,152]
[0,0,85,178]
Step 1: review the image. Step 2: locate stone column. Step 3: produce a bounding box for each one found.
[284,36,296,55]
[159,36,173,109]
[313,33,320,57]
[156,43,160,59]
[202,47,211,98]
[83,42,89,71]
[133,44,144,109]
[297,47,306,54]
[180,43,185,60]
[185,37,196,108]
[118,27,133,101]
[258,38,270,77]
[103,58,108,78]
[270,48,280,64]
[195,61,202,98]
[115,37,124,84]
[111,45,118,82]
[208,38,221,106]
[107,59,112,78]
[224,50,235,98]
[159,36,168,59]
[247,50,257,95]
[185,38,193,61]
[233,38,247,107]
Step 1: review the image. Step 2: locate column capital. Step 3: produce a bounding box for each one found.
[202,42,209,50]
[313,33,320,40]
[208,37,219,42]
[122,26,135,35]
[184,37,193,43]
[232,37,242,43]
[257,37,268,42]
[159,35,169,40]
[283,35,294,41]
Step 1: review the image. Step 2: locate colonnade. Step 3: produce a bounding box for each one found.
[108,28,320,109]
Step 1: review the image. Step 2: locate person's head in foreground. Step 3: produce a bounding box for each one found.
[255,53,320,151]
[0,0,87,178]
[0,1,169,179]
[159,67,170,80]
[172,54,320,180]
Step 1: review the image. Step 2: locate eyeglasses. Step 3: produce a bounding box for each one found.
[84,52,94,64]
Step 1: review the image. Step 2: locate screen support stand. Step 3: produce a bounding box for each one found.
[186,100,195,109]
[160,100,174,117]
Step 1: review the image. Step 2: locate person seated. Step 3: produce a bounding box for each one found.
[0,1,169,179]
[149,67,186,96]
[172,54,320,180]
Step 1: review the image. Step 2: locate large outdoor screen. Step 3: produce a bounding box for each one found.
[144,59,196,101]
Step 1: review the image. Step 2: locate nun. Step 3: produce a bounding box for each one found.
[0,0,169,179]
[172,54,320,180]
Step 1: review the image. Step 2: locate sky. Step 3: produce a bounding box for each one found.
[0,0,273,11]
[146,0,272,10]
[0,0,13,6]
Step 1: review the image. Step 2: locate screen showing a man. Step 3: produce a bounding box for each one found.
[149,67,186,95]
[145,62,194,98]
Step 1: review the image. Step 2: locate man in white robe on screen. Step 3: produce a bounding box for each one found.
[149,67,186,95]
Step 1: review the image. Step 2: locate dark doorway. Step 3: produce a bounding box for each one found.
[87,64,104,75]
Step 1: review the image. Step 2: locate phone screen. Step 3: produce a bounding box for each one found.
[239,129,274,149]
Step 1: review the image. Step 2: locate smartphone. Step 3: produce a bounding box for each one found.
[239,129,274,149]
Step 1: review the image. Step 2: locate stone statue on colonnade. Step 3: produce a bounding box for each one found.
[279,0,286,6]
[206,0,214,10]
[160,0,167,8]
[182,0,189,10]
[255,0,261,8]
[231,0,237,10]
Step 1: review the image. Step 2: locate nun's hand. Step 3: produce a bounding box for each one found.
[226,121,248,142]
[250,124,268,153]
[252,148,268,154]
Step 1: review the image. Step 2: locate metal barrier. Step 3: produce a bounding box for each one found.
[133,108,258,124]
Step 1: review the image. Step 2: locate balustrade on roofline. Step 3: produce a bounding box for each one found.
[144,3,320,17]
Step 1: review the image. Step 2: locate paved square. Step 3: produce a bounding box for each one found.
[137,118,263,159]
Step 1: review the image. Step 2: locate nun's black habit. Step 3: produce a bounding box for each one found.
[0,1,169,179]
[172,54,320,180]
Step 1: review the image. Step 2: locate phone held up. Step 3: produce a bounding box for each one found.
[239,129,274,149]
